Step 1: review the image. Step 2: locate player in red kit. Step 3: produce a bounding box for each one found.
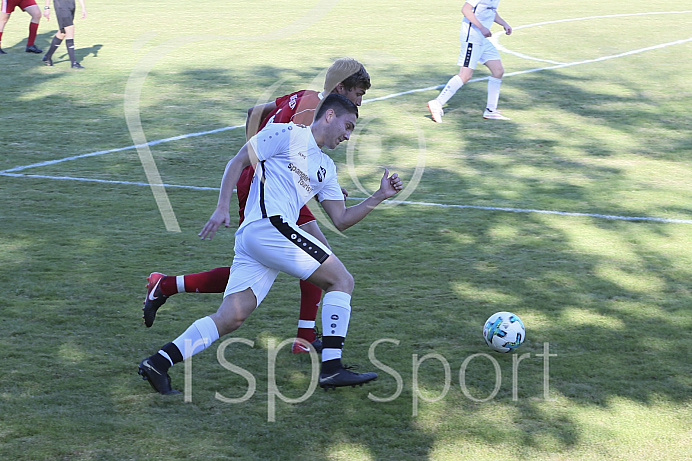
[0,0,43,54]
[142,57,371,354]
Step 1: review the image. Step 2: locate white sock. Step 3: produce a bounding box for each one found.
[486,77,502,111]
[172,316,220,360]
[321,291,352,362]
[436,75,464,105]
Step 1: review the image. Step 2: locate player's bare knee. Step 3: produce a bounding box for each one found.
[211,311,246,336]
[331,270,354,294]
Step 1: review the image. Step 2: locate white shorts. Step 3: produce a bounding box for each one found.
[457,40,501,69]
[224,216,332,306]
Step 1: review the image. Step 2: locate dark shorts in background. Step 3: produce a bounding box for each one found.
[53,0,75,31]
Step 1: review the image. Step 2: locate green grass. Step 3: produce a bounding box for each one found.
[1,1,691,459]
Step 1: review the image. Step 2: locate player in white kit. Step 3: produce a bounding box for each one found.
[427,0,513,122]
[138,93,404,393]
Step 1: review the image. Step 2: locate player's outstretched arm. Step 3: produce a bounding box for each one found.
[198,144,256,240]
[321,169,403,232]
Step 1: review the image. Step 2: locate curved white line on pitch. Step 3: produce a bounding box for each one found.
[513,11,692,31]
[496,10,692,63]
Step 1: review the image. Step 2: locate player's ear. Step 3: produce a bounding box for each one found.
[324,108,335,123]
[334,82,345,94]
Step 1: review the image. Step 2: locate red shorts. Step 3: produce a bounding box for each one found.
[1,0,37,14]
[236,165,316,226]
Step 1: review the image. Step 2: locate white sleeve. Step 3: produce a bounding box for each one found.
[250,123,292,162]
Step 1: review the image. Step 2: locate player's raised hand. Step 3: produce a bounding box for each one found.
[379,168,403,199]
[199,208,231,240]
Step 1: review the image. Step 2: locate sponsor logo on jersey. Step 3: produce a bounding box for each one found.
[288,162,312,192]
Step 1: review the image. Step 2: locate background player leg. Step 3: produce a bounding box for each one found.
[0,12,11,54]
[24,5,42,53]
[482,59,510,120]
[42,29,64,66]
[428,65,475,123]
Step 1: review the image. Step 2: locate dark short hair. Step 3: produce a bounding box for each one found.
[315,93,359,121]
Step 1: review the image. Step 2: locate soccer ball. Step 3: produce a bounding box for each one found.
[482,311,525,353]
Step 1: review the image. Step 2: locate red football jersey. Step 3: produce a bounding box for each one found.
[258,90,322,130]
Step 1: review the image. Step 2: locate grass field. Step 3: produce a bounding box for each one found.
[1,1,691,460]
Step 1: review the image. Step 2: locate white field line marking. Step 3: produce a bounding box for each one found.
[4,171,692,225]
[367,11,692,101]
[512,11,692,30]
[3,11,689,173]
[0,172,220,191]
[2,11,691,225]
[0,125,242,174]
[386,199,692,225]
[496,36,692,79]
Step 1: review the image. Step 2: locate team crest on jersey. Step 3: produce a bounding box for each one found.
[289,94,298,110]
[317,166,326,182]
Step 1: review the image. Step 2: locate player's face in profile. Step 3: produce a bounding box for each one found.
[324,111,357,150]
[338,86,367,107]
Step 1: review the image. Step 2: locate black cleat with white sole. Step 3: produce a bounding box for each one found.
[138,358,180,395]
[319,366,377,390]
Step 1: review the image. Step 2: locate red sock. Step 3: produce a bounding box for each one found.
[27,22,39,46]
[0,31,4,46]
[295,280,323,342]
[159,276,179,296]
[168,267,232,295]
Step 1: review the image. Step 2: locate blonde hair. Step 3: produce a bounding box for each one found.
[323,57,371,93]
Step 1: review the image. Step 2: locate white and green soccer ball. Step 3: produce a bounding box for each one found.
[482,311,526,353]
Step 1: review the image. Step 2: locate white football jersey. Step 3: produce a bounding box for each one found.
[461,0,501,43]
[239,122,343,231]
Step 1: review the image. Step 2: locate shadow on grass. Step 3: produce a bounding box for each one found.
[1,52,690,460]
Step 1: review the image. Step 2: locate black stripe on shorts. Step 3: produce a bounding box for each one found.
[269,215,329,264]
[463,43,474,68]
